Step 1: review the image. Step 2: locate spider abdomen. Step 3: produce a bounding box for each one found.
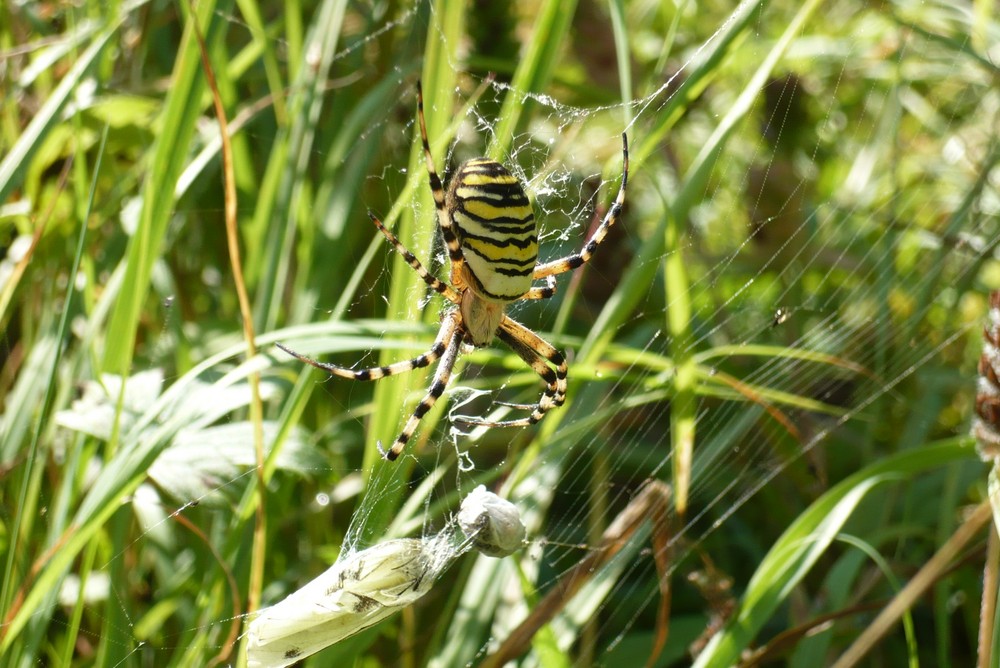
[447,158,538,303]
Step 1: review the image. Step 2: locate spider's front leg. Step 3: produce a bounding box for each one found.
[416,81,468,282]
[532,133,629,279]
[367,212,461,304]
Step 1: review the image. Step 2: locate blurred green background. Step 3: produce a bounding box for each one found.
[2,0,999,665]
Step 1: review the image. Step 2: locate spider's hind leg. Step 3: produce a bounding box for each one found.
[453,316,567,429]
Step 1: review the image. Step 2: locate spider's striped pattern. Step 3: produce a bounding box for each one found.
[278,82,628,461]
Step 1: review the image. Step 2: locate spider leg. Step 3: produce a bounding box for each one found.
[382,311,464,461]
[533,133,629,279]
[454,316,567,428]
[521,275,557,300]
[493,400,538,410]
[416,81,467,281]
[275,309,459,381]
[368,212,461,304]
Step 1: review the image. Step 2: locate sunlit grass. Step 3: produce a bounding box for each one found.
[1,0,997,666]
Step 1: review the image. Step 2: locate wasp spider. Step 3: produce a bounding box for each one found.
[278,82,628,461]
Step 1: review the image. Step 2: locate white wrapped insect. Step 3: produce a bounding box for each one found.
[246,486,525,667]
[458,485,526,557]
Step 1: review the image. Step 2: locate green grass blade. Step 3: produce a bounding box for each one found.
[251,0,349,333]
[489,0,578,158]
[0,125,108,660]
[577,0,768,362]
[693,438,975,667]
[0,23,111,205]
[608,0,633,126]
[360,0,467,487]
[102,0,221,377]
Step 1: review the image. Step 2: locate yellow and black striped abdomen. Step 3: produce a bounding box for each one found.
[447,158,538,303]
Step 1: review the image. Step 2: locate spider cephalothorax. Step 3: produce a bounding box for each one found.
[277,81,628,460]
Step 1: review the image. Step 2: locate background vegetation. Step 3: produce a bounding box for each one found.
[2,0,998,666]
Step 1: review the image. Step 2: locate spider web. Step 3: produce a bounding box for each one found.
[11,0,999,666]
[249,1,995,662]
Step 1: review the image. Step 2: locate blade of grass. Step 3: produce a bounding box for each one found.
[102,0,221,377]
[233,0,288,124]
[359,0,467,501]
[832,499,992,668]
[250,0,348,333]
[0,127,106,661]
[664,202,696,517]
[186,0,268,636]
[0,21,110,204]
[489,0,578,158]
[693,438,975,667]
[608,0,633,127]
